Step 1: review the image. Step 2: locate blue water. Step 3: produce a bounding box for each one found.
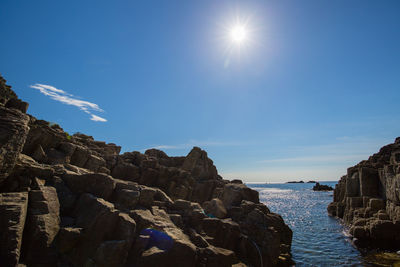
[249,182,363,266]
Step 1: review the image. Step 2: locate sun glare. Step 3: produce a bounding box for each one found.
[218,13,258,66]
[230,25,247,43]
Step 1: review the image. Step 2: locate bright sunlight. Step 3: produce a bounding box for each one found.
[230,25,248,44]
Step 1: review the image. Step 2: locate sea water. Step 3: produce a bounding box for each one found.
[249,182,364,266]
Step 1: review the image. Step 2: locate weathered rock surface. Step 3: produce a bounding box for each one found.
[0,192,28,266]
[0,75,293,266]
[0,106,30,186]
[21,186,60,265]
[328,137,400,250]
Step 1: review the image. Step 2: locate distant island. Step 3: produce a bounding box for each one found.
[286,180,317,184]
[312,182,333,191]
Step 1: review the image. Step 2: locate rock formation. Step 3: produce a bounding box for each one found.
[0,75,293,266]
[312,183,333,191]
[328,138,400,250]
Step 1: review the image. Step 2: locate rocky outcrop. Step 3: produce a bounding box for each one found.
[0,106,30,186]
[313,182,333,191]
[0,75,293,266]
[328,137,400,250]
[0,75,17,105]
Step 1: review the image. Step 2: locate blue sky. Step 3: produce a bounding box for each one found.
[1,1,400,182]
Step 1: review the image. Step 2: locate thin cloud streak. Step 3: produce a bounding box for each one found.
[30,83,106,122]
[90,114,107,122]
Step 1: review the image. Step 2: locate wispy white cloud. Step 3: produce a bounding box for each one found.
[30,83,106,122]
[145,140,241,151]
[90,114,107,122]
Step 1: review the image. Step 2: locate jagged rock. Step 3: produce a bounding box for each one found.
[182,147,218,180]
[5,98,29,113]
[328,137,400,250]
[222,183,259,207]
[0,75,17,104]
[0,192,28,266]
[21,186,60,265]
[0,75,293,266]
[0,106,30,186]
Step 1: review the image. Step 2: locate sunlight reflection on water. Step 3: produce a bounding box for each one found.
[249,183,363,266]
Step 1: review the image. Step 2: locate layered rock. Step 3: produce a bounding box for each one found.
[0,75,293,266]
[328,137,400,249]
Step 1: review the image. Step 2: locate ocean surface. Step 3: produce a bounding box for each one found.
[249,182,364,266]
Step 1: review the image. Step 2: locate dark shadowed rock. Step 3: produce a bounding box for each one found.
[0,192,28,266]
[203,198,227,219]
[21,186,60,265]
[312,182,333,191]
[5,98,29,113]
[0,106,30,186]
[63,173,116,200]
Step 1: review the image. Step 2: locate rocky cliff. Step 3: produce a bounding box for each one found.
[0,75,293,267]
[328,138,400,249]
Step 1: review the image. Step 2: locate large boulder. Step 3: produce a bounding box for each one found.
[182,147,218,180]
[63,173,116,200]
[222,183,259,207]
[129,206,197,266]
[203,198,227,219]
[68,193,136,266]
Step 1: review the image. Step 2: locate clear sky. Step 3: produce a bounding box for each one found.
[1,1,400,182]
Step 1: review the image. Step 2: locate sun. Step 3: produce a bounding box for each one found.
[230,25,248,44]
